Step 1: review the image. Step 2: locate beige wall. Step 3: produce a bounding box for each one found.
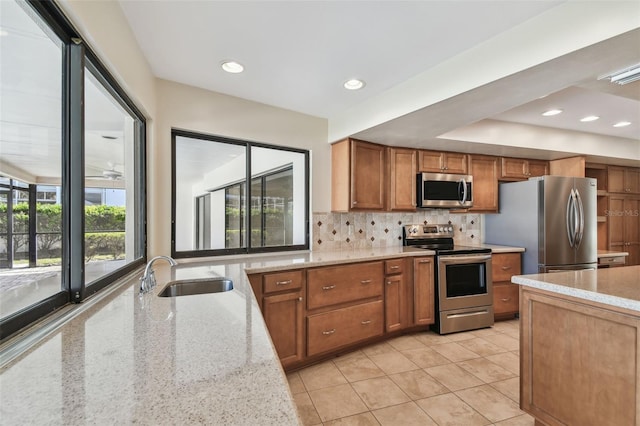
[58,0,330,257]
[154,79,328,256]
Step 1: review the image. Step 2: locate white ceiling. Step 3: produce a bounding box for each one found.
[1,0,639,186]
[118,0,563,119]
[117,0,639,164]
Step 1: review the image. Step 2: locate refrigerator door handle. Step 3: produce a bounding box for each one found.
[574,188,585,248]
[566,190,576,248]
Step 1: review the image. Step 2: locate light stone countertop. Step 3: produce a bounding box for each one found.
[512,265,640,313]
[476,244,525,254]
[0,246,435,425]
[597,249,629,258]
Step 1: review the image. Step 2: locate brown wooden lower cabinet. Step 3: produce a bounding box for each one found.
[263,291,304,367]
[384,258,407,332]
[492,252,522,320]
[385,273,405,332]
[492,284,518,316]
[520,287,639,426]
[250,256,435,370]
[413,257,435,325]
[307,300,384,356]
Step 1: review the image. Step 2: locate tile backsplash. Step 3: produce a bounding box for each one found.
[312,211,482,251]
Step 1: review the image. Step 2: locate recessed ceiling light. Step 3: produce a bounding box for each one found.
[221,61,244,74]
[343,79,365,90]
[580,115,600,122]
[613,121,632,127]
[542,109,562,116]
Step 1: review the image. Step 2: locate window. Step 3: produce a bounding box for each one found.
[0,0,146,340]
[172,130,309,257]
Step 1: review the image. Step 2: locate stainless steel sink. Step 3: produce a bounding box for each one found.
[157,278,233,297]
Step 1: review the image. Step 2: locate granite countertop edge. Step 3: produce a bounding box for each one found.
[512,267,640,313]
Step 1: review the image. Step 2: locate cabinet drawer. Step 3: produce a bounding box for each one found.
[493,284,519,315]
[385,259,404,275]
[492,253,521,282]
[307,300,383,356]
[263,270,304,294]
[307,262,383,310]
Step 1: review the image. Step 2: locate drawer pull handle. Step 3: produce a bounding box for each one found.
[390,265,400,269]
[322,329,336,335]
[418,260,431,264]
[501,297,511,302]
[501,266,512,271]
[298,297,303,302]
[322,285,336,291]
[361,279,372,284]
[361,320,372,325]
[276,280,292,286]
[387,281,393,285]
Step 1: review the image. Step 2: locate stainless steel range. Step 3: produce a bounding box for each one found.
[403,224,494,334]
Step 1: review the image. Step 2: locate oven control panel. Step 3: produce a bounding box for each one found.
[404,224,454,239]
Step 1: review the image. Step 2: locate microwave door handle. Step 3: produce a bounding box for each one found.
[459,178,468,205]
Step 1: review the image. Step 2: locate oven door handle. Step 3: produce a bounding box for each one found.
[438,254,492,264]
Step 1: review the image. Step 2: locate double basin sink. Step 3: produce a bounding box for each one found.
[158,277,233,297]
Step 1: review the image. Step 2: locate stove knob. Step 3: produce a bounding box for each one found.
[448,226,453,232]
[438,226,443,232]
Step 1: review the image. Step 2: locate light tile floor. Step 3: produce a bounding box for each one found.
[287,319,534,426]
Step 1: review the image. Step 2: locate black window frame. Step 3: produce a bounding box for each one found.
[171,129,309,258]
[0,0,147,341]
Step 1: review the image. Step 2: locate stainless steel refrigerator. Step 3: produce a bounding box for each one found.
[485,176,597,273]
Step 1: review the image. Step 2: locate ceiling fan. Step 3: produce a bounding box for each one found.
[86,162,123,180]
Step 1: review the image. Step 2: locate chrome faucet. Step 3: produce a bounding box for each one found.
[140,255,177,294]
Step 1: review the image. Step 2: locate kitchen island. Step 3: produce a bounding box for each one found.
[0,247,434,425]
[513,266,640,426]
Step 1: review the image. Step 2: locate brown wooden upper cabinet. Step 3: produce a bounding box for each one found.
[418,150,468,174]
[467,155,499,213]
[500,157,549,181]
[608,166,640,194]
[387,147,417,211]
[331,138,386,211]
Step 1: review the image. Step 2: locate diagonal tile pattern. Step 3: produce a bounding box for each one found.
[288,319,534,426]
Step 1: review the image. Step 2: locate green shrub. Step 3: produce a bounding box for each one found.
[85,232,125,261]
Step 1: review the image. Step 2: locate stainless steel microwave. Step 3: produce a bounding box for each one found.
[417,172,473,208]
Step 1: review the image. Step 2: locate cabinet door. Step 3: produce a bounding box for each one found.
[263,291,304,367]
[493,283,519,316]
[608,197,625,246]
[307,261,384,310]
[500,157,527,180]
[608,167,626,193]
[351,140,385,210]
[417,150,443,172]
[385,274,405,332]
[388,147,417,211]
[625,198,640,265]
[468,155,499,212]
[444,152,468,174]
[625,169,640,194]
[413,257,435,325]
[527,160,549,177]
[307,300,384,356]
[492,253,522,282]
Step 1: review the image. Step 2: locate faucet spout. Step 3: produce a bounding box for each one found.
[140,255,177,294]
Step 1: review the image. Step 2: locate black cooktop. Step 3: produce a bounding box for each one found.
[402,224,491,255]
